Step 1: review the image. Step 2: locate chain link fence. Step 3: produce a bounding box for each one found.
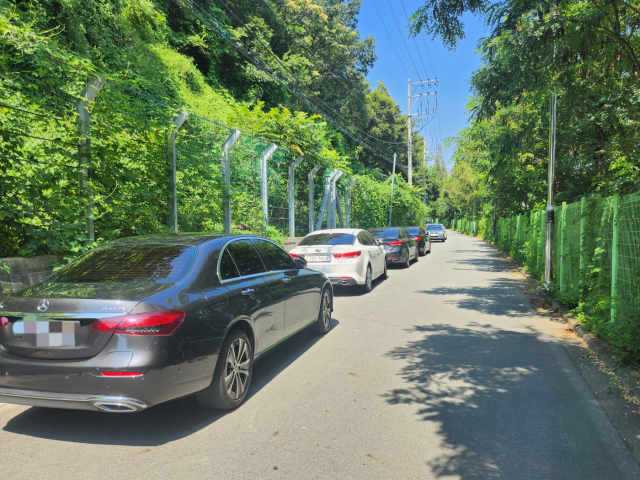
[447,191,640,358]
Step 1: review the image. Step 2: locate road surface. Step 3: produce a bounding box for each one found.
[1,232,638,479]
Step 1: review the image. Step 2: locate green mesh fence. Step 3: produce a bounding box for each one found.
[616,193,640,323]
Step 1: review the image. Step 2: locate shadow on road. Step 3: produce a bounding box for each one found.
[418,278,532,317]
[2,319,340,447]
[447,256,509,273]
[382,323,633,479]
[333,274,387,297]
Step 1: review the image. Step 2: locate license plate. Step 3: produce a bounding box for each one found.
[12,319,86,347]
[306,255,331,262]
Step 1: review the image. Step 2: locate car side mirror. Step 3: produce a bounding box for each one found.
[375,239,382,246]
[294,256,307,269]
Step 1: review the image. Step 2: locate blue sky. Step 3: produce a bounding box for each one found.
[356,2,487,165]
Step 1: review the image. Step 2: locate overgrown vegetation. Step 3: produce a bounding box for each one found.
[1,0,450,260]
[412,0,640,359]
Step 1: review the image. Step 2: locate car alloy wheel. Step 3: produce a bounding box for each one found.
[197,329,253,410]
[225,338,251,400]
[313,288,332,334]
[362,265,373,293]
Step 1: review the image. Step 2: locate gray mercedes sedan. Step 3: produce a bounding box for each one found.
[0,234,333,413]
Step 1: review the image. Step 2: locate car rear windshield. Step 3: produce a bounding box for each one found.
[427,225,443,231]
[298,233,355,246]
[405,227,420,235]
[369,228,399,239]
[52,245,197,283]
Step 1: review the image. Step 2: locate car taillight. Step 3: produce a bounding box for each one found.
[333,250,361,259]
[414,237,422,241]
[387,241,403,246]
[91,309,185,336]
[0,317,9,329]
[100,371,143,377]
[290,253,304,258]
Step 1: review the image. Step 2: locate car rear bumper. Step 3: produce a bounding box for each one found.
[328,277,358,286]
[0,335,222,412]
[385,248,407,263]
[0,387,148,412]
[308,262,366,285]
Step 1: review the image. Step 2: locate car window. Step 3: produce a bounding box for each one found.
[254,239,296,271]
[219,249,240,280]
[427,225,443,231]
[398,229,408,240]
[369,228,399,239]
[405,227,419,235]
[363,231,377,245]
[298,233,356,246]
[357,231,373,246]
[225,239,266,277]
[52,245,196,283]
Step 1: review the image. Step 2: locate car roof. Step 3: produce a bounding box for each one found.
[103,233,260,248]
[305,229,360,235]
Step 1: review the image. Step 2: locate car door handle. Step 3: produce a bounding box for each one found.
[282,277,291,283]
[242,288,255,296]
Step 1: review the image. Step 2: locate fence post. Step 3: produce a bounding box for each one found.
[308,164,322,234]
[611,193,621,323]
[540,210,546,279]
[330,171,344,228]
[579,196,587,293]
[221,129,241,233]
[260,143,278,228]
[76,75,105,241]
[516,215,522,260]
[345,178,357,228]
[317,170,338,230]
[288,156,304,237]
[166,109,190,233]
[559,202,567,292]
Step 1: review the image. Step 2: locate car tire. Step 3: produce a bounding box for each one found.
[312,287,332,335]
[361,265,373,293]
[402,253,411,268]
[381,261,388,280]
[197,329,253,410]
[413,250,419,263]
[419,245,426,257]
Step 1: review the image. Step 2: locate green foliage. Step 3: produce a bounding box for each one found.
[350,173,428,229]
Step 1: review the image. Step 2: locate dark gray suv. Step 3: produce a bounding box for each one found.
[0,234,333,413]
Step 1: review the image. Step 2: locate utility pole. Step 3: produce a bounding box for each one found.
[545,12,558,285]
[407,76,437,186]
[389,153,396,227]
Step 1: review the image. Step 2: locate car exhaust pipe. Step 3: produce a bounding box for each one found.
[91,396,147,413]
[340,280,350,285]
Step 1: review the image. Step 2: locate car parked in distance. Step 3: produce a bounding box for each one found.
[289,229,387,293]
[427,223,447,242]
[405,226,431,256]
[368,227,418,269]
[0,234,333,413]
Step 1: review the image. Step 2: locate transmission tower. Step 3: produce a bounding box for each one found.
[407,74,437,185]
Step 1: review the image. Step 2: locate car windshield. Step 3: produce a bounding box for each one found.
[369,228,399,241]
[427,225,443,231]
[405,227,420,235]
[52,245,197,283]
[298,233,356,246]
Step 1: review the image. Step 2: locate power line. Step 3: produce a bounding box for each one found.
[399,0,431,80]
[178,0,403,162]
[256,0,406,146]
[371,0,410,77]
[384,0,420,79]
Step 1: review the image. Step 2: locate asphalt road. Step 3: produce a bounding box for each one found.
[1,232,639,479]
